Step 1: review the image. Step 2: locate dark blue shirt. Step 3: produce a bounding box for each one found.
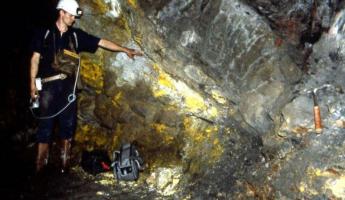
[31,25,100,77]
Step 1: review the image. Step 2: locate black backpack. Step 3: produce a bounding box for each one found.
[112,143,144,181]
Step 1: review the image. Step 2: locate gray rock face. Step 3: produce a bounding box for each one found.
[70,0,345,199]
[130,0,302,134]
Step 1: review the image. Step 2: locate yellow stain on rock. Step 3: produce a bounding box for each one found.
[305,167,345,198]
[298,182,307,193]
[152,63,173,98]
[307,167,341,178]
[115,16,132,37]
[211,90,227,104]
[111,91,123,107]
[152,63,218,118]
[297,183,318,196]
[152,123,167,133]
[210,140,224,160]
[151,123,175,144]
[81,58,104,91]
[174,80,207,113]
[134,33,143,46]
[184,94,206,113]
[158,73,174,89]
[83,123,92,131]
[150,63,223,170]
[208,106,218,118]
[92,0,109,14]
[183,118,205,143]
[213,138,219,145]
[183,118,223,167]
[153,89,168,97]
[325,176,345,199]
[74,124,109,150]
[127,0,138,9]
[95,179,114,186]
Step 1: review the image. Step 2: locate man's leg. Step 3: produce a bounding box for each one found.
[35,119,54,173]
[60,138,72,173]
[58,101,77,173]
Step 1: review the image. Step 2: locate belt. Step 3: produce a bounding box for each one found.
[41,73,68,83]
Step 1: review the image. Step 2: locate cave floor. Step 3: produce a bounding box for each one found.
[1,143,163,200]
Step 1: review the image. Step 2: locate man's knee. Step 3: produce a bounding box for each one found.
[59,122,76,139]
[36,129,52,143]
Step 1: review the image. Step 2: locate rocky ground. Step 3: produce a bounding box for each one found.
[1,141,165,200]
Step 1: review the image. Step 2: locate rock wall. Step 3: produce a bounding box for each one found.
[67,0,345,198]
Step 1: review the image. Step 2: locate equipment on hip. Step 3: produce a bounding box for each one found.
[30,96,40,109]
[37,73,68,85]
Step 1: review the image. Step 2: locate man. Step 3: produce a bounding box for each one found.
[30,0,142,174]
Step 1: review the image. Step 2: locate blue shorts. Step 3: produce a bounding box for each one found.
[35,78,77,143]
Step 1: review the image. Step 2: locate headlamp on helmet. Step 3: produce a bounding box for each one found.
[76,8,83,17]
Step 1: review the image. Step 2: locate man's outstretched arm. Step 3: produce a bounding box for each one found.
[98,39,143,59]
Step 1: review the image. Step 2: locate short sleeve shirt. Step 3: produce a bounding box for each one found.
[31,25,100,77]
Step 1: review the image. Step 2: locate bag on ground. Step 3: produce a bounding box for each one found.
[112,143,144,181]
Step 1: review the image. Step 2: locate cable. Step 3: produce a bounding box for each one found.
[30,57,81,120]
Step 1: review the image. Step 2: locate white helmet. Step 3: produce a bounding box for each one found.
[56,0,82,17]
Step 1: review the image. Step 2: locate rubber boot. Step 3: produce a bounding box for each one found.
[36,143,49,173]
[60,139,72,174]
